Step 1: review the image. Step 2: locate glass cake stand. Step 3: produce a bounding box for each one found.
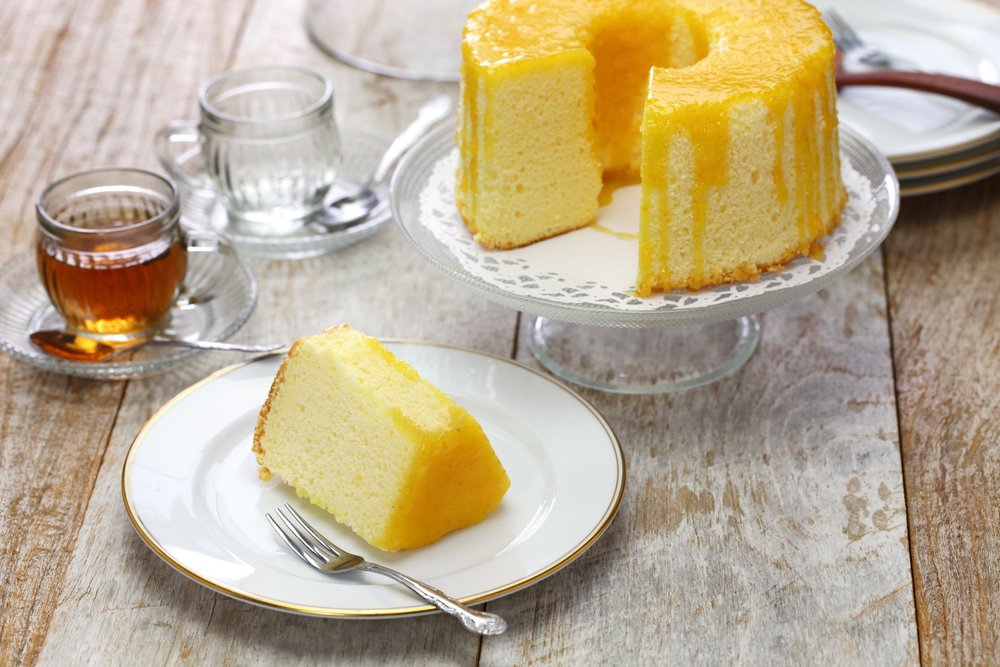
[305,0,478,83]
[390,121,900,394]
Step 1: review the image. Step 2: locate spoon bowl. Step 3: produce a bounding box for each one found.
[29,329,284,363]
[322,189,381,228]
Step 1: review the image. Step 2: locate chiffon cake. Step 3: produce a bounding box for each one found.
[254,326,510,551]
[456,0,847,295]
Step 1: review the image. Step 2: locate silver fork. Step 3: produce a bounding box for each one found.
[822,8,921,71]
[266,504,508,635]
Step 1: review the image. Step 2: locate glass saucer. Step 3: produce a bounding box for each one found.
[177,130,393,260]
[0,245,258,380]
[391,122,900,393]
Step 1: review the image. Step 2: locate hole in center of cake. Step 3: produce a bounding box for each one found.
[588,7,708,182]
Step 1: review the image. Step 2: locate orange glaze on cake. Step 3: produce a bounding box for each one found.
[254,326,510,551]
[457,0,847,296]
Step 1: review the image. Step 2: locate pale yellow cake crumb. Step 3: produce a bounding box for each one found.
[456,0,847,295]
[253,325,510,551]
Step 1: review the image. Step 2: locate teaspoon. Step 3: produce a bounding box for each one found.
[30,329,284,363]
[321,95,453,228]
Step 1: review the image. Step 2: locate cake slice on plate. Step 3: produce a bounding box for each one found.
[254,325,510,551]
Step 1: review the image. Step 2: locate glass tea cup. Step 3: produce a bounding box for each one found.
[35,168,222,341]
[156,65,341,235]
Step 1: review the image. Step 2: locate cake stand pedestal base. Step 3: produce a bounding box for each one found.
[525,314,761,394]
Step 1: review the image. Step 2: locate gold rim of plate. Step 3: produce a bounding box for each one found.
[120,339,627,618]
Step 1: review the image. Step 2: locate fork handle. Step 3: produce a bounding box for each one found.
[359,562,507,635]
[836,70,1000,115]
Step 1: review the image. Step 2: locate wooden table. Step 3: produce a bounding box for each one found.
[2,1,997,664]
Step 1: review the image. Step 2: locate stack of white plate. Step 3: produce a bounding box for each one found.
[826,0,1000,196]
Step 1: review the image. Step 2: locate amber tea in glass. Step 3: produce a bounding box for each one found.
[36,168,188,339]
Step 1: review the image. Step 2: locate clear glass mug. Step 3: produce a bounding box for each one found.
[35,168,225,341]
[156,65,341,235]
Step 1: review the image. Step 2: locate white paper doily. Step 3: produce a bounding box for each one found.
[392,123,899,327]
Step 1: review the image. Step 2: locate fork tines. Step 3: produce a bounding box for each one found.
[283,504,344,556]
[821,7,895,69]
[266,503,509,634]
[266,504,342,567]
[822,9,863,51]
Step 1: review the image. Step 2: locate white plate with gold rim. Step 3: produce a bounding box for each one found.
[894,139,1000,178]
[899,152,1000,196]
[824,0,1000,162]
[122,341,625,618]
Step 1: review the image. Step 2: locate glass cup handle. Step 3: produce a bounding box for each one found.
[176,229,233,306]
[155,122,212,191]
[185,229,225,253]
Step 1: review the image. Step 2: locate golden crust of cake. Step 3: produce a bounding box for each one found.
[253,325,510,551]
[252,340,298,481]
[459,211,594,250]
[457,0,846,295]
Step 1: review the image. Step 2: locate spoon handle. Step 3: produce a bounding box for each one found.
[147,339,285,353]
[369,95,453,187]
[837,70,1000,114]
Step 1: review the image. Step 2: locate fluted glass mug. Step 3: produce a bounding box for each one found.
[157,65,341,235]
[35,168,229,341]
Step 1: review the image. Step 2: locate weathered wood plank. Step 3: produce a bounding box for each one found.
[483,257,919,665]
[0,1,249,664]
[10,0,996,662]
[0,369,124,667]
[885,176,1000,665]
[35,0,514,664]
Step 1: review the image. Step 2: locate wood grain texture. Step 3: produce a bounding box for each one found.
[34,0,514,664]
[489,257,919,665]
[3,0,997,663]
[0,1,248,664]
[885,176,1000,665]
[0,369,123,667]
